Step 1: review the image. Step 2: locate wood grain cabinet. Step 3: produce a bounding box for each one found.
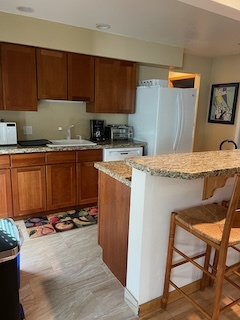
[67,53,94,102]
[98,171,130,286]
[0,155,12,218]
[86,57,136,113]
[0,43,37,111]
[76,149,102,205]
[37,48,68,100]
[37,48,95,101]
[46,151,76,210]
[11,153,46,216]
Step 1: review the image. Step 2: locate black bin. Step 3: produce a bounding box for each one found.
[0,218,23,320]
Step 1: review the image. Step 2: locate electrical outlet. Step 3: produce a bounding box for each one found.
[23,126,32,135]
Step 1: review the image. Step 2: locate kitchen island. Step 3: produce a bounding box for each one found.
[95,150,240,317]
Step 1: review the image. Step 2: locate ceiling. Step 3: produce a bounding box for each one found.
[1,0,240,58]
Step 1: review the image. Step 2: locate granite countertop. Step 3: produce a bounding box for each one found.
[125,150,240,179]
[94,161,132,187]
[0,140,146,155]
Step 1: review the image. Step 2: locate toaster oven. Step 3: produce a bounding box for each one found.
[105,125,133,141]
[0,122,17,145]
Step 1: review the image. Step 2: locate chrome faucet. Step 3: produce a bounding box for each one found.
[66,125,74,140]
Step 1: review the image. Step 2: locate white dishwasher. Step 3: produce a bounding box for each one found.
[103,147,143,161]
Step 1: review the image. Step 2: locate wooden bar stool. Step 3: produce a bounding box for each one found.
[161,174,240,319]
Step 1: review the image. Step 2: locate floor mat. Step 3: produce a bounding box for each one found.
[24,206,98,239]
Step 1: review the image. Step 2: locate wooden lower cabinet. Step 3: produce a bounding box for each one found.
[11,153,46,216]
[0,155,12,218]
[98,171,130,286]
[77,149,102,205]
[11,166,46,216]
[46,151,76,210]
[0,168,12,218]
[2,150,102,218]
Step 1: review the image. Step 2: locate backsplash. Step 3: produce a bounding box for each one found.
[0,100,128,141]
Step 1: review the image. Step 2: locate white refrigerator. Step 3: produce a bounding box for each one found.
[128,85,198,155]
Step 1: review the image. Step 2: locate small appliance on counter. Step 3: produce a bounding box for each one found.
[90,120,105,142]
[105,125,133,141]
[0,122,17,145]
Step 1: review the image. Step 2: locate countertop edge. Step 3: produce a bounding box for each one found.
[94,162,131,187]
[125,150,240,179]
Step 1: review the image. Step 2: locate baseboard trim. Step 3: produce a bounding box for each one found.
[138,280,200,318]
[124,288,139,315]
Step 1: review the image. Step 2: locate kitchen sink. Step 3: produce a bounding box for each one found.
[47,139,97,147]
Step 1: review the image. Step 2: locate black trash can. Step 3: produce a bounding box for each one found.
[0,218,24,320]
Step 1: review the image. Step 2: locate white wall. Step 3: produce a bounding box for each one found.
[205,54,240,150]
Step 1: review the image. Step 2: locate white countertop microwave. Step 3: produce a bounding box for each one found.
[0,122,17,145]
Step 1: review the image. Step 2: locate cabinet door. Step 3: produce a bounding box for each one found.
[46,163,76,210]
[117,60,136,113]
[11,166,46,216]
[76,149,102,205]
[37,48,67,100]
[98,172,130,286]
[77,162,99,205]
[0,43,37,111]
[86,57,136,113]
[0,169,12,218]
[68,53,94,102]
[86,57,117,113]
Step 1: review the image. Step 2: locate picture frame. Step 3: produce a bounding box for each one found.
[208,82,239,124]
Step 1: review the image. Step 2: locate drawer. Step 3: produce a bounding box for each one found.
[46,151,76,164]
[0,155,10,168]
[77,149,102,162]
[11,153,45,167]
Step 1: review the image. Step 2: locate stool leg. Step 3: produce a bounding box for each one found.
[211,248,227,319]
[209,249,219,287]
[200,244,212,290]
[161,213,176,310]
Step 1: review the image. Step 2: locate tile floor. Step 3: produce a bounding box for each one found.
[17,221,135,320]
[17,221,240,320]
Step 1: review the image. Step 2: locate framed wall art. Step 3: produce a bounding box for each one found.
[208,82,239,124]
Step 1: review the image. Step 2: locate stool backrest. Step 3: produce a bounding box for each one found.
[221,173,240,248]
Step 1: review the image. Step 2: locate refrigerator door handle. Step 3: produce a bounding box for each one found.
[173,94,183,151]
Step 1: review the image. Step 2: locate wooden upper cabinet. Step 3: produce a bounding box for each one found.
[37,48,68,100]
[0,43,37,111]
[67,53,94,102]
[86,57,136,113]
[87,57,116,113]
[117,60,136,113]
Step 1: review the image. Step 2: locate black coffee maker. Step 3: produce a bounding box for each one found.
[90,120,105,142]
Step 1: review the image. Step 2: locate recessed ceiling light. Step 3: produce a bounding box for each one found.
[16,6,34,13]
[96,23,111,30]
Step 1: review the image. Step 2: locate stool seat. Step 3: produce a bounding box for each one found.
[175,203,240,245]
